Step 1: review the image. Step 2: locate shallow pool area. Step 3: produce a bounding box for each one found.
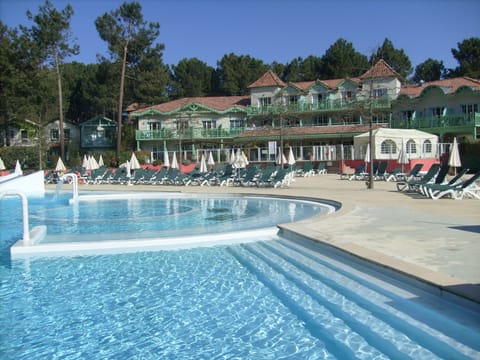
[2,191,334,257]
[1,191,479,359]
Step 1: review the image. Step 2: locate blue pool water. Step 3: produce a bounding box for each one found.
[1,192,479,359]
[1,192,330,244]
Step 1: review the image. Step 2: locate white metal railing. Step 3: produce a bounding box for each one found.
[148,142,454,164]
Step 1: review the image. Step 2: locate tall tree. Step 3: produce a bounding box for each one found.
[321,38,369,79]
[170,58,215,98]
[451,37,480,78]
[301,55,324,80]
[371,38,412,80]
[216,53,269,96]
[26,0,79,160]
[129,48,169,105]
[283,57,303,82]
[95,1,164,156]
[412,58,446,82]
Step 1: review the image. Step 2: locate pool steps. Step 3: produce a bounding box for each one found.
[228,239,480,359]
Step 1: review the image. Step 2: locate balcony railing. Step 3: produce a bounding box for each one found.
[246,98,391,115]
[136,127,246,141]
[390,113,479,130]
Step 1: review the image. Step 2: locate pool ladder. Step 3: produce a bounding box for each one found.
[0,190,32,245]
[60,173,79,203]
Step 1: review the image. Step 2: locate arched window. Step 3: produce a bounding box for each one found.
[423,140,432,154]
[406,139,417,154]
[381,139,396,154]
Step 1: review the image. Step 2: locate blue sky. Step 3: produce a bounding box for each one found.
[1,0,479,72]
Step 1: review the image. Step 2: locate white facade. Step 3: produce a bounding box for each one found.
[354,128,439,160]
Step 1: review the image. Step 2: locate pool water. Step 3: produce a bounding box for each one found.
[1,237,479,359]
[1,192,331,244]
[1,192,479,359]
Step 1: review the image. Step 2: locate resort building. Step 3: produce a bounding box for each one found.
[130,60,479,169]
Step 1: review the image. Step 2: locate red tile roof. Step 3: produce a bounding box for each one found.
[399,77,480,98]
[132,96,250,114]
[248,70,286,88]
[360,59,400,79]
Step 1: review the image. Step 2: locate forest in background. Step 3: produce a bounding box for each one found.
[1,0,479,125]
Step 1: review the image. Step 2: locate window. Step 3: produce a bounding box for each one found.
[373,88,387,98]
[260,97,271,106]
[21,130,28,144]
[406,139,416,154]
[51,128,70,141]
[50,129,59,141]
[202,120,216,129]
[372,114,389,124]
[461,104,478,116]
[381,140,396,154]
[342,91,353,101]
[151,147,162,161]
[313,93,325,104]
[288,95,298,104]
[230,119,245,128]
[423,140,432,154]
[147,121,161,130]
[401,110,414,120]
[312,115,329,126]
[431,107,444,118]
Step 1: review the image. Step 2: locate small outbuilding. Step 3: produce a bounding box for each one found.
[354,128,439,160]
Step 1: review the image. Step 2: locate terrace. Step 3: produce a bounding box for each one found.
[390,113,480,137]
[246,97,391,116]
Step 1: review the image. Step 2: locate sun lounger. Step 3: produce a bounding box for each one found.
[424,170,480,200]
[420,168,469,197]
[384,167,402,182]
[395,163,423,182]
[396,163,440,192]
[315,162,327,174]
[345,163,366,181]
[374,161,388,180]
[417,165,449,195]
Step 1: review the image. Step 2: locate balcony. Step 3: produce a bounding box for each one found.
[390,113,479,132]
[136,127,246,141]
[246,98,391,116]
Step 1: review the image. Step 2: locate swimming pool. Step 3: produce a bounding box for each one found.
[1,192,479,359]
[2,192,334,257]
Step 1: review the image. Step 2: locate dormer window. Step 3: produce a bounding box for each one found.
[373,88,387,98]
[315,94,324,103]
[260,97,271,106]
[342,91,353,101]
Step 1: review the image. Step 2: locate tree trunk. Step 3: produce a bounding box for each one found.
[55,51,65,161]
[117,42,128,157]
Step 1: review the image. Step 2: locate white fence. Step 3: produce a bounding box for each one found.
[149,143,454,165]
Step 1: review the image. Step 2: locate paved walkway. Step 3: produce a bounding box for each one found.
[50,173,480,303]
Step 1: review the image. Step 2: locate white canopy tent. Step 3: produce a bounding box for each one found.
[354,128,438,160]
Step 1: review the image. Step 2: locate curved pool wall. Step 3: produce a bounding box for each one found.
[6,191,338,259]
